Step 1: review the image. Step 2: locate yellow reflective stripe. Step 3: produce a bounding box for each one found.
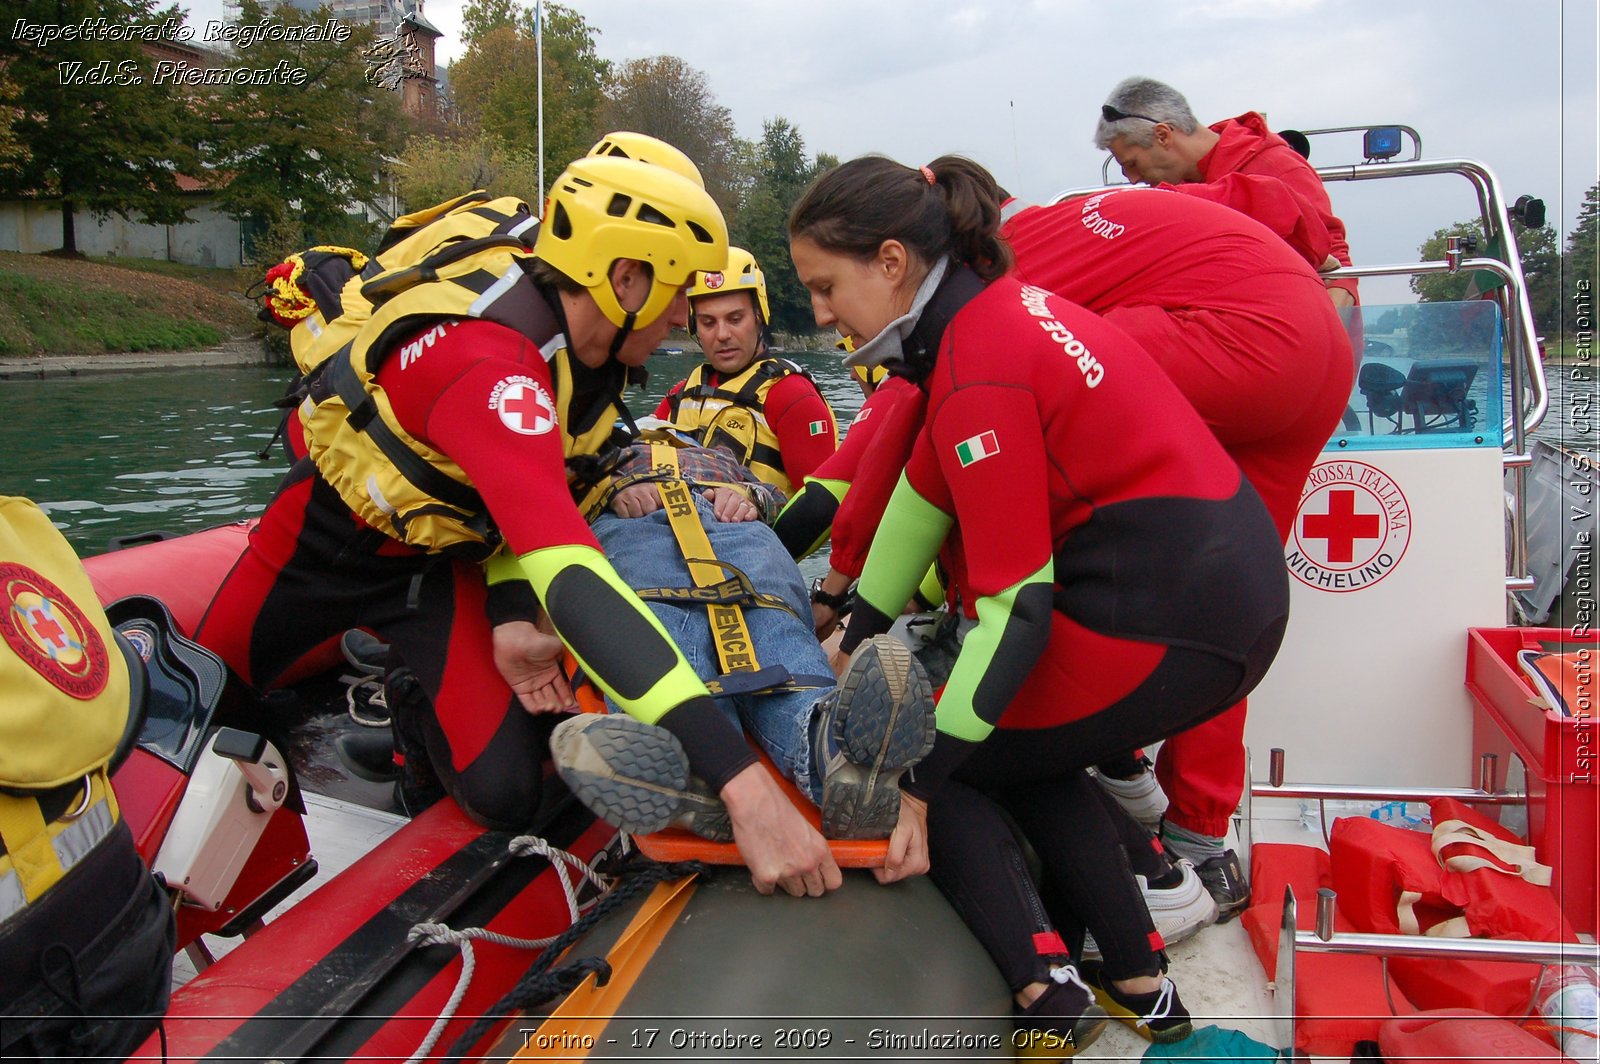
[857,473,952,618]
[651,445,760,675]
[936,562,1053,743]
[0,769,119,916]
[515,544,708,724]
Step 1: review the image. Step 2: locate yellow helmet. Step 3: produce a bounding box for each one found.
[587,131,705,188]
[689,245,770,326]
[536,155,728,331]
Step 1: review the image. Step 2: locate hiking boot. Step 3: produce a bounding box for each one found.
[1194,849,1250,922]
[1014,965,1109,1060]
[1082,965,1193,1044]
[1082,858,1219,959]
[550,714,733,842]
[340,628,390,677]
[1093,764,1167,830]
[334,729,399,783]
[813,635,937,839]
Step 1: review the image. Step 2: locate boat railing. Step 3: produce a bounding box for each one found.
[1238,747,1523,858]
[1244,746,1597,1059]
[1272,885,1599,1062]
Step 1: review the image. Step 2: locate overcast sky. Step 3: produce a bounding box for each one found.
[187,0,1597,306]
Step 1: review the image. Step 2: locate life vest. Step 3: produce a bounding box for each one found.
[260,192,631,557]
[665,358,824,494]
[1328,801,1575,1014]
[0,496,129,920]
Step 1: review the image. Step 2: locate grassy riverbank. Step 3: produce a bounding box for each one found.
[0,252,258,357]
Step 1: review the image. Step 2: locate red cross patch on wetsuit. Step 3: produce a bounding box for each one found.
[488,375,557,436]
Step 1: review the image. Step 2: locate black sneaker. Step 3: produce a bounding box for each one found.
[334,729,399,783]
[1082,965,1193,1044]
[340,628,390,677]
[1014,965,1109,1060]
[550,714,733,842]
[1194,849,1250,922]
[813,635,937,839]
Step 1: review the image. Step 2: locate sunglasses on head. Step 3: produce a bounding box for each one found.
[1101,103,1162,125]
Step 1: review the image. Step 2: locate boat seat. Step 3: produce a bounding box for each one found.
[1399,358,1478,432]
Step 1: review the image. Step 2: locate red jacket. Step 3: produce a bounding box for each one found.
[1199,111,1357,302]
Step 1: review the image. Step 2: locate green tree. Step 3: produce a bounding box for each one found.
[449,2,606,197]
[1568,181,1599,308]
[735,119,836,335]
[395,134,541,210]
[1412,216,1562,337]
[202,0,404,253]
[597,56,746,219]
[5,0,200,254]
[459,0,520,45]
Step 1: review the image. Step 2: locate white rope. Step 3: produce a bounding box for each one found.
[342,674,391,727]
[397,836,615,1062]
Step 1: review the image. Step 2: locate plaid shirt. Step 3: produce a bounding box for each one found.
[606,440,788,524]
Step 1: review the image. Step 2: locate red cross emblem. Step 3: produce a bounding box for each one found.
[490,376,557,436]
[1300,489,1381,563]
[26,604,71,652]
[702,271,725,290]
[1,563,110,698]
[1287,461,1412,593]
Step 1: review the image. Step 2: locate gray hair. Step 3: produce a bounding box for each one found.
[1093,77,1200,149]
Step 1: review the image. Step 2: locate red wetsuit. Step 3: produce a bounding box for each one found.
[198,316,751,829]
[1198,111,1358,304]
[1004,187,1352,835]
[653,367,837,488]
[839,266,1288,988]
[811,190,1351,837]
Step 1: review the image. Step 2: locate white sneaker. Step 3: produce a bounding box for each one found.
[1093,766,1167,829]
[1081,860,1218,959]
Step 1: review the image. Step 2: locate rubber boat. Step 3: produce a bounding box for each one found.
[77,126,1597,1062]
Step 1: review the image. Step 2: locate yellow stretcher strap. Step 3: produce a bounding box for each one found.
[652,445,760,676]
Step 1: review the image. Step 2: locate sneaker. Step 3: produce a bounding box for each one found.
[813,635,937,839]
[1081,859,1219,959]
[340,628,389,677]
[1014,965,1109,1060]
[1093,765,1167,829]
[550,714,733,842]
[334,729,399,783]
[1082,965,1193,1044]
[1193,849,1250,923]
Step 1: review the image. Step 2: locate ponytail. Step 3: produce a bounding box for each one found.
[788,154,1012,281]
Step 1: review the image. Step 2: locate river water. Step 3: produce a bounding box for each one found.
[0,351,1590,560]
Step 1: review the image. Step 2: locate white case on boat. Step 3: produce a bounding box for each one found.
[152,734,288,910]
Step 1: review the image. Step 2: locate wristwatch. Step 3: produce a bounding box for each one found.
[809,579,851,611]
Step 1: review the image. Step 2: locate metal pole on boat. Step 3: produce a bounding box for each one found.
[535,0,544,212]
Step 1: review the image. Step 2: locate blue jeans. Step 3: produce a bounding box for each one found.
[593,501,831,803]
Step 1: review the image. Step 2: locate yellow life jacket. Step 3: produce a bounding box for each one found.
[665,358,830,494]
[0,497,128,918]
[267,193,631,557]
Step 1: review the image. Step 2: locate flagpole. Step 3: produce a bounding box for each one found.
[536,0,544,214]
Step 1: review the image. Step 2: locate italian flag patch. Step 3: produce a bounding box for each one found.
[808,419,829,436]
[955,430,1000,467]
